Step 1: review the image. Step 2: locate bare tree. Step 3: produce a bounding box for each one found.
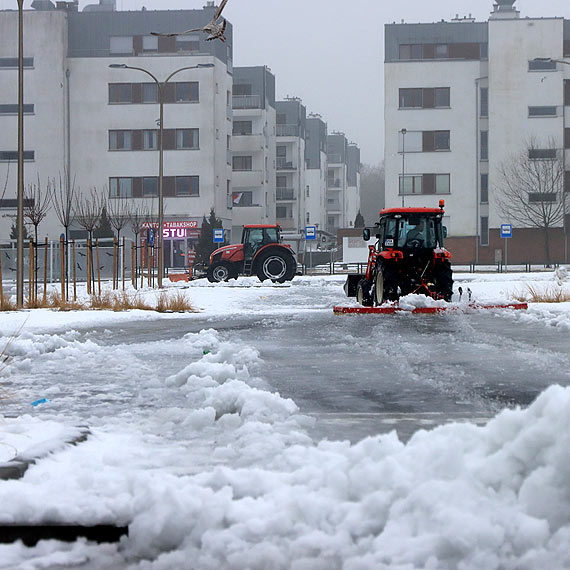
[75,188,103,289]
[130,201,150,283]
[52,171,77,298]
[496,138,565,265]
[107,193,131,242]
[24,176,52,299]
[24,176,52,247]
[1,159,10,203]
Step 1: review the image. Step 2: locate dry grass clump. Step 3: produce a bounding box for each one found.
[156,291,194,313]
[47,291,85,311]
[0,294,16,312]
[513,283,570,303]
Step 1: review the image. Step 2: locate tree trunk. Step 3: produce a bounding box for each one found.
[543,226,552,267]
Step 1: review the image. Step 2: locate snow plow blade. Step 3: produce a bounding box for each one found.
[333,302,528,315]
[344,274,364,298]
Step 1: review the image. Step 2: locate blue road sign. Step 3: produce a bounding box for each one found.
[147,228,155,247]
[500,224,513,239]
[213,228,225,243]
[305,226,317,240]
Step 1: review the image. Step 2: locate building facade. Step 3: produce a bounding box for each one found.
[385,0,570,264]
[231,66,276,237]
[304,114,328,232]
[0,0,234,267]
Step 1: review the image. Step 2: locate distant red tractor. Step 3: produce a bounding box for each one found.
[345,201,453,305]
[207,224,297,283]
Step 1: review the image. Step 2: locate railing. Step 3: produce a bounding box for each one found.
[328,153,343,164]
[277,124,299,137]
[327,179,342,188]
[277,157,296,170]
[232,95,262,109]
[276,189,296,201]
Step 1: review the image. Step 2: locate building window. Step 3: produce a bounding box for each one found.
[176,35,200,52]
[0,151,34,162]
[109,130,133,151]
[399,174,450,195]
[399,131,449,152]
[143,130,158,150]
[399,175,423,195]
[143,177,158,197]
[110,36,133,55]
[0,57,33,68]
[565,81,570,106]
[435,44,449,58]
[142,35,158,52]
[434,131,450,151]
[276,206,288,218]
[528,59,557,71]
[480,216,489,246]
[480,131,488,161]
[175,176,199,196]
[399,87,450,109]
[529,148,557,160]
[480,88,488,117]
[109,178,132,198]
[175,82,199,103]
[528,106,557,117]
[481,174,489,204]
[176,129,199,149]
[306,212,310,223]
[0,104,34,115]
[529,193,557,203]
[233,121,253,135]
[566,129,570,150]
[233,156,253,171]
[480,43,488,59]
[109,83,133,104]
[306,185,310,197]
[142,83,158,103]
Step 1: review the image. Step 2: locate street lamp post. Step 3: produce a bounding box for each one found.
[16,0,25,307]
[400,128,407,207]
[109,62,214,288]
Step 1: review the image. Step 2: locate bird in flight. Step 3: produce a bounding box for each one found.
[151,0,229,42]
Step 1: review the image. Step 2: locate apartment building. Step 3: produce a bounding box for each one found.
[0,0,233,267]
[231,66,276,237]
[385,0,570,264]
[275,98,306,233]
[304,114,328,231]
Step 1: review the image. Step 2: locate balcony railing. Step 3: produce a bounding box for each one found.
[276,188,296,201]
[328,153,343,164]
[232,95,262,109]
[277,124,299,137]
[327,179,342,188]
[277,157,296,170]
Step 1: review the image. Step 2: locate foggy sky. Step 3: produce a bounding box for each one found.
[8,0,570,164]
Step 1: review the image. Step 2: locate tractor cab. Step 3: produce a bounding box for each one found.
[242,225,281,261]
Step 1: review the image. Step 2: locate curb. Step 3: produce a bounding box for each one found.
[0,427,91,481]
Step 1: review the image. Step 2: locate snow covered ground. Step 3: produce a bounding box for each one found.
[1,271,570,569]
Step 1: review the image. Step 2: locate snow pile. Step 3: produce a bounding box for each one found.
[1,335,570,568]
[397,293,450,311]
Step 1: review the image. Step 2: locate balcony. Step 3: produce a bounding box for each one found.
[276,188,296,201]
[232,134,265,152]
[232,169,264,187]
[328,153,343,164]
[277,124,299,137]
[327,179,342,189]
[232,95,262,109]
[277,157,296,170]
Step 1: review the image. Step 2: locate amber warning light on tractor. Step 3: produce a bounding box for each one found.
[439,200,445,210]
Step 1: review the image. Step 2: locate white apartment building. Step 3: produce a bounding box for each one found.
[385,0,570,264]
[305,114,328,231]
[231,66,276,238]
[275,98,306,234]
[0,0,233,268]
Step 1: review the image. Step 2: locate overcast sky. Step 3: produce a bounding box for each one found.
[8,0,570,164]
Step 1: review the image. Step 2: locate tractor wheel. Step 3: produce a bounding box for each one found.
[434,261,454,302]
[256,250,296,283]
[207,261,235,283]
[356,279,373,307]
[374,263,399,306]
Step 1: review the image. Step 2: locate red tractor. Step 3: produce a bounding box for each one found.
[345,201,453,305]
[207,224,297,283]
